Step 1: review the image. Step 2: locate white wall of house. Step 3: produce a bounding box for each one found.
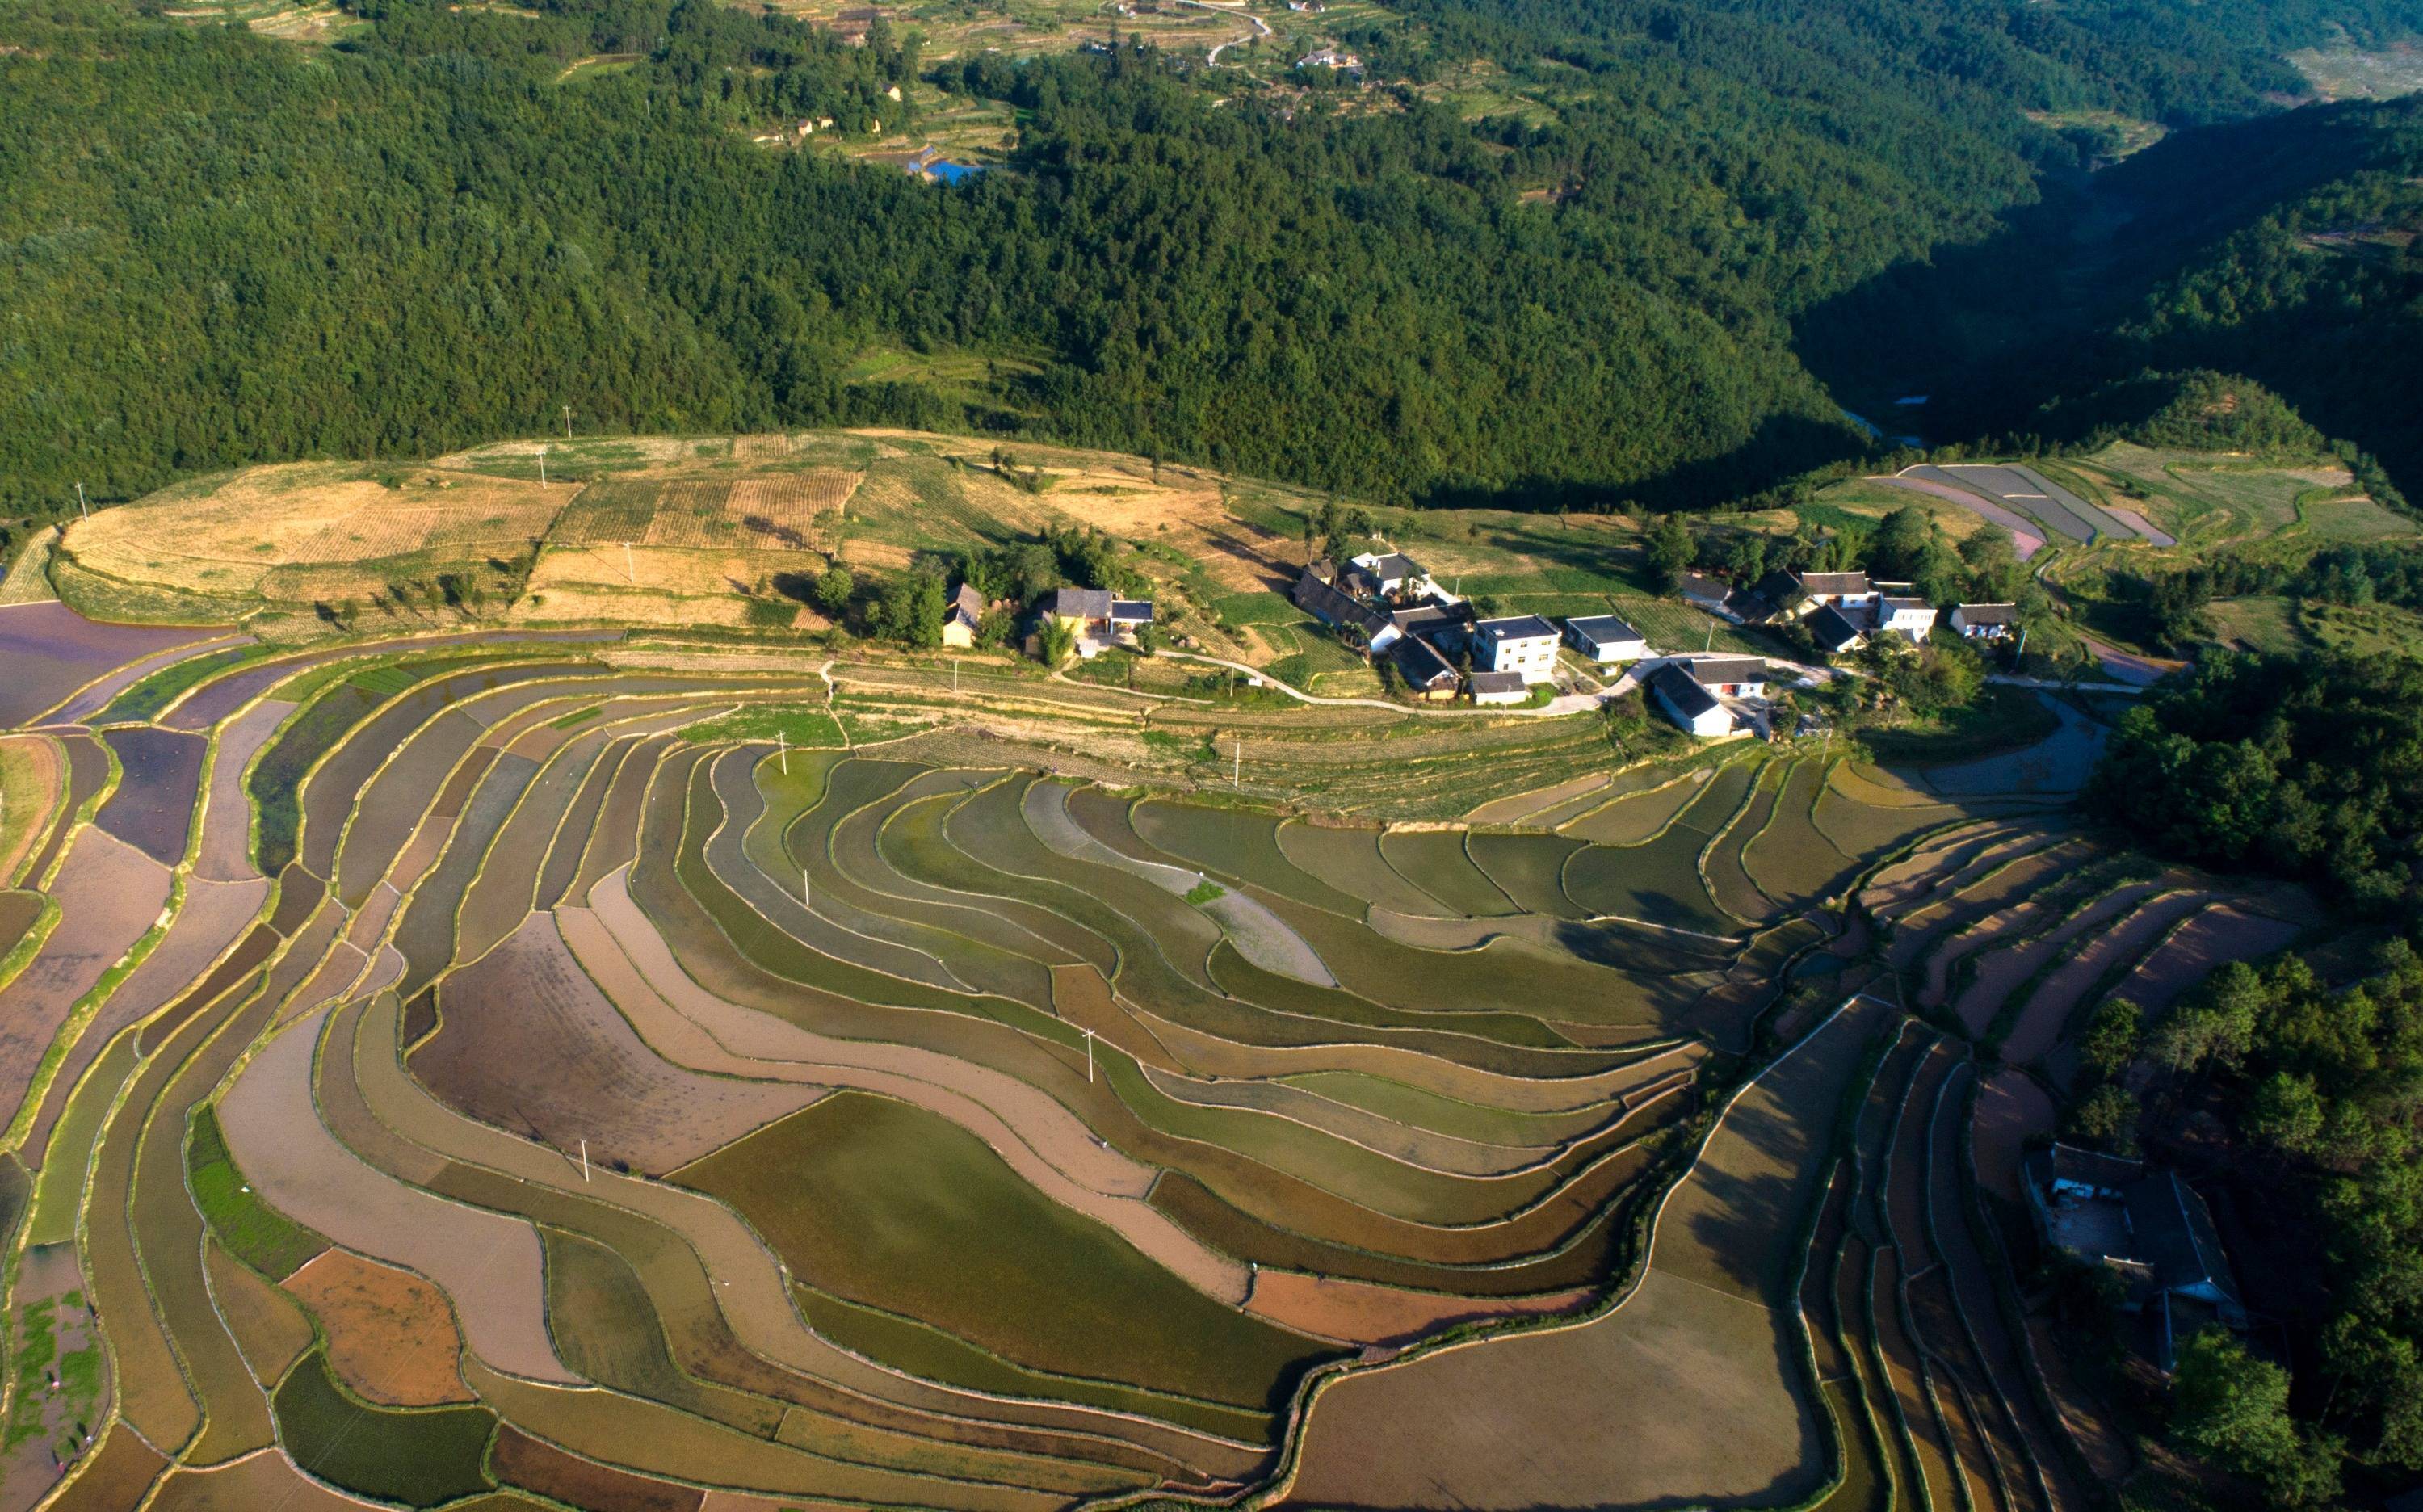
[1482,633,1560,679]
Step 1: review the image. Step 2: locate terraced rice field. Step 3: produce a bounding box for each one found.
[0,598,2170,1510]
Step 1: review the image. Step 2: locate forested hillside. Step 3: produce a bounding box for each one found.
[0,0,2417,514]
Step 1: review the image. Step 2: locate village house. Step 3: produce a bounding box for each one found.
[1349,551,1434,599]
[1649,662,1732,737]
[1468,670,1528,706]
[1389,634,1461,700]
[1373,597,1473,654]
[1563,614,1648,665]
[1682,655,1768,699]
[941,582,985,649]
[1877,596,1937,642]
[1950,603,2018,640]
[1795,570,1872,608]
[1806,600,1866,657]
[2025,1144,2249,1368]
[1044,586,1154,657]
[1678,571,1777,625]
[1291,560,1391,644]
[1467,615,1560,682]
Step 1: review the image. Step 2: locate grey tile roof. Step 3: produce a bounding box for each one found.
[1808,601,1864,651]
[1468,670,1527,695]
[1686,656,1767,686]
[1651,662,1718,717]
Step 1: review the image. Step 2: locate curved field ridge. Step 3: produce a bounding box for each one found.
[1284,993,1888,1510]
[0,600,2190,1512]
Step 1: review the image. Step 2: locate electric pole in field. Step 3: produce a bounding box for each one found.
[1232,739,1242,788]
[579,1139,590,1182]
[74,483,88,521]
[776,729,788,774]
[538,448,548,489]
[562,404,573,439]
[952,659,960,694]
[621,541,636,586]
[1081,1027,1097,1083]
[801,867,811,911]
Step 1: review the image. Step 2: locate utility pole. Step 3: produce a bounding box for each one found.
[562,404,573,439]
[777,729,788,775]
[579,1139,590,1182]
[74,483,88,522]
[1704,623,1714,653]
[538,449,548,489]
[621,541,636,586]
[2014,624,2029,665]
[1081,1027,1097,1083]
[1233,740,1242,788]
[953,659,960,694]
[802,868,811,910]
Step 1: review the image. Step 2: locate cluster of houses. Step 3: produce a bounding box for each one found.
[1295,550,1782,733]
[1293,552,1578,706]
[1678,569,2017,656]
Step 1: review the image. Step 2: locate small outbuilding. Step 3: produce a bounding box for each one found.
[1468,670,1529,706]
[1390,634,1461,701]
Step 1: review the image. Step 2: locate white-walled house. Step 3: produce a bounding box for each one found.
[1469,670,1528,706]
[1650,663,1732,737]
[1878,597,1937,643]
[1350,552,1434,598]
[1564,614,1648,665]
[1682,655,1767,699]
[1794,570,1871,608]
[1950,603,2018,640]
[1468,615,1560,682]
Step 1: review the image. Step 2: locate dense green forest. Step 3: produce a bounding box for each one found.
[1,0,2417,514]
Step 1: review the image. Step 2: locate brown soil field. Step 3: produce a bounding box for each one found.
[1245,1270,1596,1347]
[415,914,821,1174]
[216,1004,577,1383]
[19,872,268,1165]
[2109,904,2308,1016]
[68,463,560,588]
[205,1239,320,1389]
[492,1427,705,1512]
[43,1424,168,1512]
[145,1450,391,1512]
[1952,883,2159,1037]
[341,995,1257,1485]
[0,828,172,1129]
[566,883,1252,1302]
[1970,1069,2053,1207]
[1284,995,1887,1509]
[1998,891,2214,1065]
[0,602,225,729]
[196,699,292,882]
[285,1248,477,1406]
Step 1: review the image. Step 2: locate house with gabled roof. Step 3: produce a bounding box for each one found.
[1468,670,1528,706]
[1682,656,1767,699]
[1292,561,1390,644]
[1044,586,1153,657]
[1807,600,1866,657]
[942,582,986,649]
[1350,551,1433,600]
[2025,1144,2249,1369]
[1389,633,1460,700]
[1795,570,1871,607]
[1650,662,1732,736]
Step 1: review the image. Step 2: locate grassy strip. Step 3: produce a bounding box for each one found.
[679,703,845,747]
[0,895,58,1002]
[93,645,273,726]
[186,1104,325,1279]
